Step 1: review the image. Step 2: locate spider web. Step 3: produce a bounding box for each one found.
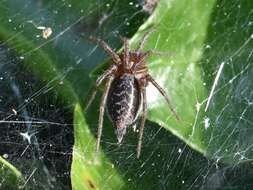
[0,0,252,189]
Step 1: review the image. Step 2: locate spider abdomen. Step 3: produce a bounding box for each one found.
[106,73,141,143]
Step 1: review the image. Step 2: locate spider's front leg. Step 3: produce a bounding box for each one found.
[89,36,121,65]
[119,36,131,69]
[136,25,158,52]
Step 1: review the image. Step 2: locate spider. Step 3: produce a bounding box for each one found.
[85,27,180,158]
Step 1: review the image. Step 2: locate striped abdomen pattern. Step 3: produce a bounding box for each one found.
[106,73,141,141]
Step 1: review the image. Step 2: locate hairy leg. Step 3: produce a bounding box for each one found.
[133,49,174,72]
[119,36,130,69]
[136,26,158,52]
[85,65,116,111]
[148,75,180,121]
[89,36,121,64]
[137,88,147,158]
[96,76,114,153]
[147,50,174,57]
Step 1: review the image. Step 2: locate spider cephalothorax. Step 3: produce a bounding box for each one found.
[85,27,179,158]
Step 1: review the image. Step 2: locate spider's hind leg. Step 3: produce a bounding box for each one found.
[85,65,116,112]
[148,75,180,121]
[96,76,114,153]
[137,88,147,158]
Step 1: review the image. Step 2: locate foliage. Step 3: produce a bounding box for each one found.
[0,0,252,189]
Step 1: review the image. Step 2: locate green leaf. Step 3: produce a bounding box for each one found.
[91,0,216,155]
[0,0,148,188]
[1,0,253,189]
[90,0,253,165]
[71,104,127,190]
[129,0,216,154]
[0,0,148,105]
[0,156,25,189]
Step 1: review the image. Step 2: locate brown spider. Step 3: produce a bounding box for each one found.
[85,27,179,158]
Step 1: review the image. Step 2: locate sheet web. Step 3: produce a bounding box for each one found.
[0,0,252,189]
[200,0,253,165]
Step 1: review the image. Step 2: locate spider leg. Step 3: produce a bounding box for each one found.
[119,36,130,69]
[133,50,174,72]
[96,75,114,153]
[146,50,174,57]
[89,36,121,65]
[136,26,158,52]
[137,87,147,158]
[85,65,116,112]
[133,50,152,71]
[148,75,180,121]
